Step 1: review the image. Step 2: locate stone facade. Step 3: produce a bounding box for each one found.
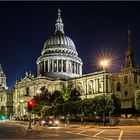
[0,65,13,119]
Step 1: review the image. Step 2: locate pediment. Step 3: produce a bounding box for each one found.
[18,76,33,86]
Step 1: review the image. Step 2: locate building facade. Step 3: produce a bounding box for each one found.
[0,65,13,119]
[13,9,140,118]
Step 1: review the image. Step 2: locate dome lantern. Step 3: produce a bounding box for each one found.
[55,9,65,35]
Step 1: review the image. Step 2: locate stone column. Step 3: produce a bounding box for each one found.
[44,61,46,73]
[91,80,94,94]
[97,79,100,93]
[56,60,58,72]
[61,60,63,72]
[80,65,82,75]
[95,79,97,93]
[74,62,76,73]
[37,65,40,75]
[78,64,79,74]
[75,63,77,74]
[48,60,50,72]
[52,60,54,72]
[65,60,67,72]
[41,62,44,74]
[76,63,78,74]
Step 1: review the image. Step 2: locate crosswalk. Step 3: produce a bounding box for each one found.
[66,129,123,140]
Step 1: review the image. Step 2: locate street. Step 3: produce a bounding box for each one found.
[0,120,27,139]
[0,121,140,139]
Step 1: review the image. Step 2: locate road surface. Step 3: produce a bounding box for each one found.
[1,121,140,139]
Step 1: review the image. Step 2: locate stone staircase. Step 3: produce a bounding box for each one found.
[118,118,140,126]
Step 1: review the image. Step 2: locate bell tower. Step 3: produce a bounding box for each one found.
[0,64,7,90]
[122,25,136,70]
[119,26,140,111]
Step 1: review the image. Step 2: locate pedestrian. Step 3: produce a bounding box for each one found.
[32,119,36,126]
[81,116,84,127]
[65,117,69,127]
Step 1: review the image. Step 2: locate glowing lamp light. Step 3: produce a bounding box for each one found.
[100,59,109,70]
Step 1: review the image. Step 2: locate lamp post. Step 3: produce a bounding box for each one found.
[100,59,109,126]
[100,59,109,94]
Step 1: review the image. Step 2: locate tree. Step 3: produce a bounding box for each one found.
[94,94,114,125]
[111,94,121,116]
[79,99,95,116]
[94,95,114,114]
[61,85,71,102]
[135,89,140,112]
[32,87,52,115]
[51,90,64,105]
[69,88,81,101]
[0,106,5,115]
[41,106,52,117]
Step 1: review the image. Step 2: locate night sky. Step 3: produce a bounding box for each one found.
[0,1,140,88]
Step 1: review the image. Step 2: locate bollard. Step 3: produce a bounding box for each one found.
[27,120,32,130]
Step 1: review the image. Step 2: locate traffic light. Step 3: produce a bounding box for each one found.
[0,115,6,120]
[27,99,34,111]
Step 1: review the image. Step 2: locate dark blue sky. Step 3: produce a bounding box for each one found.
[0,1,140,88]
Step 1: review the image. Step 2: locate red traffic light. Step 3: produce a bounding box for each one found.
[27,99,35,111]
[29,101,33,105]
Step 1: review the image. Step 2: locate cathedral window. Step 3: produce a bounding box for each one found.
[124,91,128,97]
[124,76,128,85]
[116,82,121,91]
[24,87,29,96]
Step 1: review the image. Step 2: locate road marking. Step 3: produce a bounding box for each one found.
[93,130,105,137]
[96,136,114,140]
[77,130,86,134]
[65,131,91,137]
[118,130,123,140]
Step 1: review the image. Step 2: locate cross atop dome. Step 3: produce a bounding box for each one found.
[55,8,65,34]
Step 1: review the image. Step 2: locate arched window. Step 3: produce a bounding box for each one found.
[88,84,92,94]
[25,87,29,96]
[124,91,128,97]
[116,82,121,91]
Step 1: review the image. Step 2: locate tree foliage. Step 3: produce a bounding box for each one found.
[111,94,121,115]
[94,94,114,114]
[32,87,51,115]
[69,88,81,101]
[135,90,140,112]
[61,85,71,102]
[51,90,64,105]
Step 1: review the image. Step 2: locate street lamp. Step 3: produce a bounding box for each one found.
[100,59,109,71]
[100,59,109,126]
[100,59,109,93]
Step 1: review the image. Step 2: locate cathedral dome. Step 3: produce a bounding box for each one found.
[42,32,76,55]
[37,9,83,79]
